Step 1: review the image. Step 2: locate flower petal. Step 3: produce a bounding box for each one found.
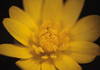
[23,0,43,22]
[3,18,32,46]
[63,0,84,30]
[69,53,96,64]
[43,0,62,21]
[69,41,100,63]
[9,6,38,31]
[54,54,81,70]
[16,59,40,70]
[70,15,100,41]
[41,62,56,70]
[0,44,32,58]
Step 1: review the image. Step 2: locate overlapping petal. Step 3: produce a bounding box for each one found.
[23,0,43,22]
[69,53,96,64]
[63,0,84,30]
[69,41,100,63]
[16,59,40,70]
[43,0,63,22]
[9,6,38,31]
[3,18,33,46]
[41,62,56,70]
[54,54,81,70]
[70,15,100,41]
[0,44,32,58]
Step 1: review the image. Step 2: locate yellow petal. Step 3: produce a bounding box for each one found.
[42,62,56,70]
[69,41,100,63]
[9,6,38,31]
[43,0,62,21]
[54,54,81,70]
[63,0,84,30]
[23,0,43,22]
[69,41,100,55]
[0,44,32,58]
[69,53,96,64]
[3,18,32,46]
[71,15,100,41]
[16,59,40,70]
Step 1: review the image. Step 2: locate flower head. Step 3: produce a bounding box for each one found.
[0,0,100,70]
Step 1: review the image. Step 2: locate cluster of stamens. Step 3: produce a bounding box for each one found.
[30,22,70,61]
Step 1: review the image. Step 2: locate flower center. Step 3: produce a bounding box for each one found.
[30,21,70,61]
[39,22,59,52]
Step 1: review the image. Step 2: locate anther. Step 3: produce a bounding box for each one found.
[41,55,48,59]
[50,54,57,59]
[32,45,44,54]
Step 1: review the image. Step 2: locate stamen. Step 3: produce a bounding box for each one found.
[38,47,44,53]
[50,54,57,59]
[41,55,48,59]
[32,45,44,54]
[39,22,59,52]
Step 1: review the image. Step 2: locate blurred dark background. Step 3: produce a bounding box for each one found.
[0,0,100,70]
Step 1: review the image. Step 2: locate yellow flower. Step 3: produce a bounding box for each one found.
[0,0,100,70]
